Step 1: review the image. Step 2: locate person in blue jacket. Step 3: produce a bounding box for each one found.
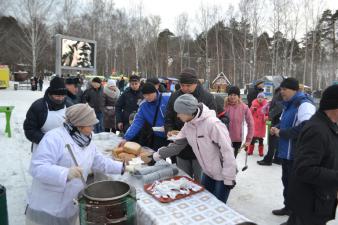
[119,82,171,151]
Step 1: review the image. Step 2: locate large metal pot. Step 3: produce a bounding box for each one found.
[78,180,137,225]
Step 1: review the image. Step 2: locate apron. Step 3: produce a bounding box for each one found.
[32,104,66,152]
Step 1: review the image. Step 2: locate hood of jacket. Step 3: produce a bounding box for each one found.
[188,104,216,126]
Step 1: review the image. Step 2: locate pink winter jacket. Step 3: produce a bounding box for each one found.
[224,102,254,143]
[158,104,237,185]
[250,99,268,138]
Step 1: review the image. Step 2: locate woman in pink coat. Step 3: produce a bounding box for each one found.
[223,86,254,158]
[152,94,237,204]
[249,92,268,156]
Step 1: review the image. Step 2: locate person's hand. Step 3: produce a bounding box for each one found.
[118,139,127,148]
[67,167,83,181]
[244,142,250,148]
[118,123,124,131]
[270,127,277,135]
[153,152,161,161]
[274,128,280,137]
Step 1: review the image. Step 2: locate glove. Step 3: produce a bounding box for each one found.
[67,167,83,181]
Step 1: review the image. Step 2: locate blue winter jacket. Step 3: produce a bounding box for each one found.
[277,92,314,160]
[124,92,171,141]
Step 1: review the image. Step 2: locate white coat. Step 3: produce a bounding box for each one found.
[27,126,123,219]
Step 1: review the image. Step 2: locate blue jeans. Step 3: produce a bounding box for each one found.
[201,173,231,204]
[94,111,103,133]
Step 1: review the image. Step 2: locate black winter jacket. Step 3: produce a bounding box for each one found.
[81,87,104,113]
[23,92,72,144]
[288,111,338,225]
[164,84,217,159]
[115,87,143,132]
[247,86,264,108]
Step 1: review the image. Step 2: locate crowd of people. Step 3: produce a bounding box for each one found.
[22,67,338,225]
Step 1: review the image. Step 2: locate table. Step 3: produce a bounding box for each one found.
[93,133,251,225]
[0,106,14,137]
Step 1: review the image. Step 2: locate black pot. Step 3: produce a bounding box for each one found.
[79,180,137,225]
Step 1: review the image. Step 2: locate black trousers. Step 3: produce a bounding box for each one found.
[251,137,264,145]
[287,213,325,225]
[281,159,293,209]
[232,142,242,158]
[263,134,279,163]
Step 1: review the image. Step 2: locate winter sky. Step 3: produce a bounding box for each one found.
[113,0,338,39]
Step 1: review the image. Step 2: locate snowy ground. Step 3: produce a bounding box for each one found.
[0,82,337,225]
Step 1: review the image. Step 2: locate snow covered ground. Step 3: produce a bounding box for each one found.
[0,82,337,225]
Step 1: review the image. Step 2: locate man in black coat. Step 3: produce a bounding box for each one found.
[81,77,104,133]
[257,87,283,166]
[115,75,143,133]
[285,84,338,225]
[247,80,264,107]
[24,76,71,151]
[164,67,217,182]
[65,77,82,105]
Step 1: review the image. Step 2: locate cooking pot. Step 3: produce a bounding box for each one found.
[78,180,137,225]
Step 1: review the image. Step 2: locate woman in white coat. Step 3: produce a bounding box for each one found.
[25,104,124,225]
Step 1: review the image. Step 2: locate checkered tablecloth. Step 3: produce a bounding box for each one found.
[136,186,249,225]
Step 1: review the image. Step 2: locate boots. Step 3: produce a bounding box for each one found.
[247,144,254,155]
[258,145,264,157]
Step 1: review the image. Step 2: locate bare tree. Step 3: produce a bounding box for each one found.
[15,0,55,77]
[175,13,189,72]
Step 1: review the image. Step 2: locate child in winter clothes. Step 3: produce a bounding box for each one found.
[152,94,237,204]
[223,86,254,158]
[249,92,268,156]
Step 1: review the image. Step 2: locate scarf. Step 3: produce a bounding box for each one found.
[64,122,92,148]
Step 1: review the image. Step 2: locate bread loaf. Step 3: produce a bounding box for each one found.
[118,152,136,162]
[123,142,141,155]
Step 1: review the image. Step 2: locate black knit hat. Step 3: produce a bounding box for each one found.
[319,84,338,111]
[179,67,198,84]
[141,82,157,94]
[65,77,79,85]
[48,76,67,95]
[92,77,102,84]
[280,78,299,91]
[129,75,140,82]
[147,77,160,85]
[227,86,240,96]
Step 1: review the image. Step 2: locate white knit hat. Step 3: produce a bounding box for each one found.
[65,104,99,126]
[107,79,117,87]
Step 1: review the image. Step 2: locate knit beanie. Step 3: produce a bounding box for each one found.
[147,77,160,85]
[255,79,264,86]
[65,77,79,85]
[141,82,157,94]
[257,92,265,98]
[319,84,338,110]
[48,76,67,95]
[179,67,198,84]
[227,86,240,96]
[65,103,99,127]
[92,77,102,84]
[107,79,117,87]
[280,78,299,91]
[129,75,140,82]
[174,94,199,115]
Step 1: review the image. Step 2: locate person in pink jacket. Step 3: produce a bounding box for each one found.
[152,94,237,203]
[248,92,268,156]
[223,86,254,158]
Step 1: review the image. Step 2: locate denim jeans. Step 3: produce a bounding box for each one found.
[201,173,231,204]
[94,111,104,133]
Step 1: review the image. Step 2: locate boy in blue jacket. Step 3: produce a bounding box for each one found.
[119,82,171,150]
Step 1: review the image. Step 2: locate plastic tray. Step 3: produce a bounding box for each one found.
[144,176,204,203]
